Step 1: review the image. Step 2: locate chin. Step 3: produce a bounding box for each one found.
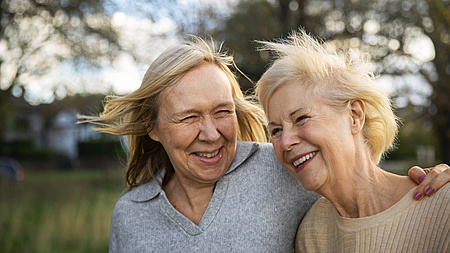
[201,167,228,181]
[300,183,319,192]
[298,176,322,192]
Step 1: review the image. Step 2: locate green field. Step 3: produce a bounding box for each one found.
[0,169,126,253]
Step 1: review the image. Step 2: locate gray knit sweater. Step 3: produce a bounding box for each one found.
[109,141,319,252]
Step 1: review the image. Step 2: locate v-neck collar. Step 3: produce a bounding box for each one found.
[129,141,259,202]
[158,174,230,235]
[127,141,260,235]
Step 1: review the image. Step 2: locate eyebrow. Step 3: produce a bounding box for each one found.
[289,108,305,118]
[172,101,234,116]
[267,122,279,128]
[267,107,306,126]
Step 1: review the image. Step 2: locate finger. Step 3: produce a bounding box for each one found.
[409,166,428,200]
[422,164,450,197]
[408,166,426,184]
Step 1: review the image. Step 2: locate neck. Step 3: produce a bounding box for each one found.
[163,175,215,225]
[318,158,416,218]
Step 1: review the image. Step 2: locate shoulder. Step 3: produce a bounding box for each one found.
[255,141,276,151]
[296,197,336,248]
[110,191,138,223]
[253,141,277,156]
[437,182,450,196]
[235,141,275,157]
[425,183,450,207]
[228,141,319,208]
[109,185,166,252]
[227,141,280,175]
[300,197,335,224]
[237,141,279,164]
[229,141,286,180]
[297,197,336,235]
[415,183,450,208]
[111,180,162,221]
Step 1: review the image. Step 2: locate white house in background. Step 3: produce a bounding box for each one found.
[2,92,106,161]
[47,110,102,160]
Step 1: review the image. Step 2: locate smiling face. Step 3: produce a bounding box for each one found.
[149,64,238,187]
[267,80,357,192]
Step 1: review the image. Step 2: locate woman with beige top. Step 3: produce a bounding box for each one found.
[256,30,449,252]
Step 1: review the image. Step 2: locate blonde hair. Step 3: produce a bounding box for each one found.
[256,30,398,163]
[80,36,267,189]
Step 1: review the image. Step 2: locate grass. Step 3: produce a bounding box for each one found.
[0,159,423,252]
[0,168,126,253]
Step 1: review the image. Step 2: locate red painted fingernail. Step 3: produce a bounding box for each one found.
[418,175,425,183]
[426,187,434,196]
[414,192,422,200]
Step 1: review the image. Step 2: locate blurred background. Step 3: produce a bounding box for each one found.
[1,0,449,252]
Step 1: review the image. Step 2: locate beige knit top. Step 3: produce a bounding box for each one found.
[296,184,450,253]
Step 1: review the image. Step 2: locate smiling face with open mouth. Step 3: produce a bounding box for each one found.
[148,64,238,187]
[267,80,356,193]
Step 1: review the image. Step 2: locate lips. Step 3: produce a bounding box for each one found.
[195,149,220,158]
[194,147,223,164]
[290,150,318,172]
[194,147,223,160]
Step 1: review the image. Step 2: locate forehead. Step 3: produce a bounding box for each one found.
[267,81,318,118]
[270,80,317,104]
[160,64,234,112]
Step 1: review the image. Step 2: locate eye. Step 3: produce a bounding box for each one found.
[180,115,197,122]
[215,109,232,117]
[295,115,309,124]
[270,127,282,138]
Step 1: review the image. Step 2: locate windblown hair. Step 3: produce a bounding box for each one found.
[80,36,267,190]
[256,30,398,164]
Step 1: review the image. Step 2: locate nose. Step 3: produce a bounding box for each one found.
[198,117,220,142]
[280,127,301,151]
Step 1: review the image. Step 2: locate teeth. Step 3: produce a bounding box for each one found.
[196,149,220,158]
[293,151,317,167]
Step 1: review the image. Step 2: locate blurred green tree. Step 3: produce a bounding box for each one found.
[0,0,123,95]
[214,0,284,90]
[0,0,122,141]
[117,0,233,35]
[214,0,449,163]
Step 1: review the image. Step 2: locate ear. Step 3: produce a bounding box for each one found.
[148,127,160,142]
[143,114,160,142]
[349,99,365,135]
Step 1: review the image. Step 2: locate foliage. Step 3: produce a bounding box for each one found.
[214,0,284,90]
[2,0,448,162]
[78,138,126,158]
[0,140,56,158]
[388,104,438,160]
[120,0,234,35]
[213,0,450,163]
[0,169,125,253]
[0,0,121,99]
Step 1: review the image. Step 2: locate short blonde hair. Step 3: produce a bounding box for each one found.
[80,36,267,189]
[256,30,398,164]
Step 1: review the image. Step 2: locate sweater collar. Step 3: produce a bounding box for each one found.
[129,141,260,202]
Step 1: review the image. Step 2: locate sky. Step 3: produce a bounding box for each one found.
[8,0,435,107]
[96,0,237,95]
[18,0,236,105]
[97,10,435,109]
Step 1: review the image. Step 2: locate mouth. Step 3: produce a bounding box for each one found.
[195,148,221,158]
[291,150,318,172]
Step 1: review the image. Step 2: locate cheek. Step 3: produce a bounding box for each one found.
[299,123,314,139]
[162,125,199,149]
[217,116,238,140]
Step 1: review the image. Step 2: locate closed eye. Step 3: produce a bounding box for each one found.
[180,115,197,122]
[215,109,233,117]
[295,115,309,123]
